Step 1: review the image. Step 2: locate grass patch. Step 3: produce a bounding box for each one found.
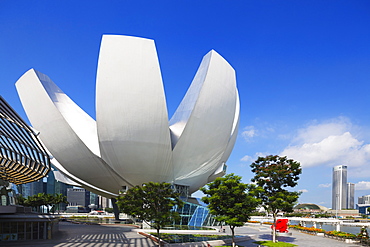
[254,241,297,247]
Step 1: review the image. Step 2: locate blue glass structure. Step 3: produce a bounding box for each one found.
[174,197,217,227]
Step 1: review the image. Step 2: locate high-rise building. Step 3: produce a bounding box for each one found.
[347,182,355,209]
[332,165,348,210]
[358,195,370,205]
[98,195,112,209]
[67,188,90,208]
[89,192,99,208]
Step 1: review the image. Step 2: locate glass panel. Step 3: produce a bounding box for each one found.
[25,222,32,240]
[10,222,17,233]
[32,222,39,240]
[39,222,45,239]
[3,222,10,233]
[18,222,25,240]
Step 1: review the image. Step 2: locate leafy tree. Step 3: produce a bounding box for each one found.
[51,193,68,213]
[201,173,259,247]
[44,193,55,213]
[116,182,183,246]
[26,193,45,212]
[250,155,302,243]
[17,193,68,214]
[16,194,27,206]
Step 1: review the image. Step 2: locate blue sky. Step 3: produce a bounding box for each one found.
[1,1,370,208]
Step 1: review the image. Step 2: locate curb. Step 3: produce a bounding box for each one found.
[137,232,251,247]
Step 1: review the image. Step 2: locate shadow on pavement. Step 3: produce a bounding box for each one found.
[257,234,296,243]
[0,222,157,247]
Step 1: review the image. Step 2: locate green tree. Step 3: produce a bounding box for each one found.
[52,193,68,213]
[116,182,183,246]
[201,173,259,247]
[16,194,27,206]
[250,155,302,243]
[17,193,68,214]
[44,193,55,213]
[26,193,45,212]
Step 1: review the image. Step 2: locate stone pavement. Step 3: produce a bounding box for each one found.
[232,224,360,247]
[1,221,157,247]
[0,222,362,247]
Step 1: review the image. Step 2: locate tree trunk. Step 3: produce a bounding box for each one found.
[272,213,277,243]
[156,228,160,246]
[231,226,236,247]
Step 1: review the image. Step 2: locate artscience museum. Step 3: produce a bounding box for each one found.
[15,35,240,222]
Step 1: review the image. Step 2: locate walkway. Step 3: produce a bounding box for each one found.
[1,221,156,247]
[233,224,359,247]
[0,222,362,246]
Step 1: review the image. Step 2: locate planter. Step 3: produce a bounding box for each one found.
[345,239,359,244]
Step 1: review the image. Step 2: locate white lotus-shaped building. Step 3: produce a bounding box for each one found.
[15,35,239,198]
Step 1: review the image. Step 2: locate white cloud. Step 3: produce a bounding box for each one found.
[299,189,308,193]
[355,181,370,190]
[256,152,269,157]
[240,155,253,163]
[242,126,256,141]
[318,183,331,188]
[292,117,351,143]
[280,117,370,169]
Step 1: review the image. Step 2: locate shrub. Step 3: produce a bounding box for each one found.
[326,230,357,239]
[289,225,325,233]
[290,225,358,240]
[150,233,232,243]
[104,208,114,213]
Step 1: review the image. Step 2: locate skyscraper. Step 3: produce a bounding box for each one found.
[347,182,355,209]
[332,165,348,210]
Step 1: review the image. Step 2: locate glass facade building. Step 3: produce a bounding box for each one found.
[0,95,51,207]
[174,197,217,227]
[347,182,355,209]
[0,96,59,242]
[0,96,50,186]
[332,165,347,210]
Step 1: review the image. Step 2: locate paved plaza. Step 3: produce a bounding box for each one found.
[233,224,359,247]
[0,222,362,247]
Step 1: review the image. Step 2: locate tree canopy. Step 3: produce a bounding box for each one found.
[116,182,183,246]
[201,173,259,247]
[250,155,302,242]
[17,193,68,213]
